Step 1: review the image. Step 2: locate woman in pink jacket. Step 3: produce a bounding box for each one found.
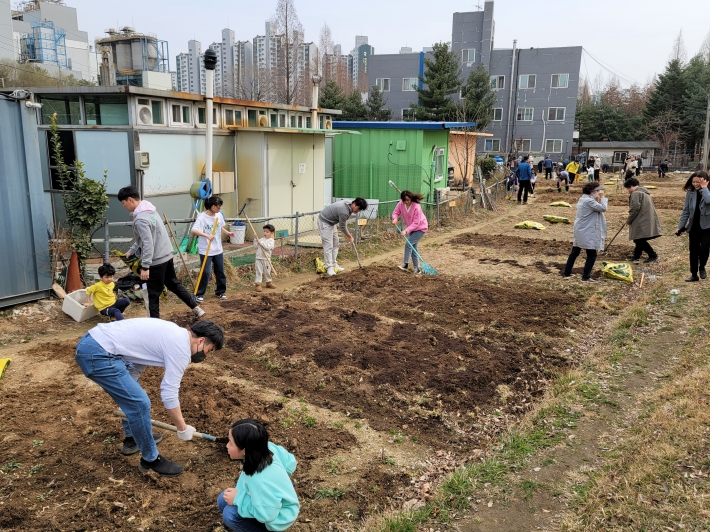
[392,190,429,274]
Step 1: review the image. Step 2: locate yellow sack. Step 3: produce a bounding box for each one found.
[601,261,633,283]
[0,358,10,381]
[645,185,658,189]
[314,257,327,274]
[515,221,546,230]
[543,215,571,224]
[604,181,617,185]
[549,201,571,208]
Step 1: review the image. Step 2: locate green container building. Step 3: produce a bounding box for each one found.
[331,122,475,206]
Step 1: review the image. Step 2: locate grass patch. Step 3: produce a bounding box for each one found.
[316,488,346,500]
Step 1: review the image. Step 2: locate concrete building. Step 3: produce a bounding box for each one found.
[175,39,206,95]
[368,0,582,158]
[234,40,253,98]
[350,36,372,90]
[0,1,17,61]
[8,0,95,81]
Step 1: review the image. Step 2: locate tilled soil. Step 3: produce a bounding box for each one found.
[0,267,588,531]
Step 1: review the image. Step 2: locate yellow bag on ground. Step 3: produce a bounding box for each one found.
[543,215,571,224]
[645,185,658,189]
[0,358,10,381]
[601,262,633,282]
[314,257,327,274]
[515,221,546,230]
[549,201,571,208]
[604,181,617,185]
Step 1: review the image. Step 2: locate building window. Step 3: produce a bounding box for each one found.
[290,115,296,127]
[224,108,242,126]
[492,107,503,121]
[490,75,505,90]
[279,113,286,127]
[518,74,536,89]
[545,139,563,153]
[39,95,82,125]
[46,130,76,190]
[402,77,417,91]
[462,49,475,64]
[516,107,534,121]
[551,73,569,89]
[485,139,501,152]
[434,148,445,182]
[197,107,218,126]
[547,107,565,121]
[376,78,390,92]
[84,95,129,125]
[402,108,415,120]
[248,109,257,127]
[613,151,628,163]
[297,115,303,128]
[514,139,531,152]
[171,103,191,125]
[270,113,278,128]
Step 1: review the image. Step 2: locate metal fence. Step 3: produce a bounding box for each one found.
[95,190,478,264]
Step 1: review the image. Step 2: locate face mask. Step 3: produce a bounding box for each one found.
[191,350,206,363]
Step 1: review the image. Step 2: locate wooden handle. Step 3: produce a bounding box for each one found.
[114,410,216,441]
[193,215,221,295]
[240,209,278,277]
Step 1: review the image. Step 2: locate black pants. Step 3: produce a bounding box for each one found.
[568,172,576,183]
[564,246,597,279]
[146,259,196,318]
[688,228,710,275]
[517,180,532,202]
[594,169,600,181]
[196,253,227,297]
[633,238,657,260]
[625,170,634,180]
[545,168,552,179]
[100,298,130,321]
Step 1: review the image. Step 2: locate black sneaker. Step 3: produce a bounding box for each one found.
[685,275,700,282]
[700,268,707,279]
[121,433,164,456]
[138,455,184,477]
[644,256,659,264]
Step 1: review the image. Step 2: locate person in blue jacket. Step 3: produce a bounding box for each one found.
[516,154,533,204]
[218,419,300,531]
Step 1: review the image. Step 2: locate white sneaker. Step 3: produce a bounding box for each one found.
[326,267,336,276]
[398,263,409,272]
[193,306,205,318]
[334,264,346,273]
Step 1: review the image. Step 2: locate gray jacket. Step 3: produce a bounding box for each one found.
[626,187,662,240]
[127,209,173,268]
[678,188,710,232]
[318,201,353,235]
[573,195,608,251]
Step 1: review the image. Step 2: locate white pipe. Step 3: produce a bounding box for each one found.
[205,69,214,183]
[505,39,517,153]
[540,108,547,153]
[311,83,319,129]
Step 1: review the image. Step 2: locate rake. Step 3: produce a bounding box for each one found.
[396,226,437,275]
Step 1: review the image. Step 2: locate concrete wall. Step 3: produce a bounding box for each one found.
[0,1,14,61]
[367,53,424,120]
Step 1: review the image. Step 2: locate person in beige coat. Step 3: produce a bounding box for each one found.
[624,177,662,263]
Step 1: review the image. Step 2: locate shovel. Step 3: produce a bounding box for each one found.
[114,410,227,444]
[351,241,363,269]
[603,223,626,255]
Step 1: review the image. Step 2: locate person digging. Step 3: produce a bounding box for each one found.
[75,318,225,477]
[317,198,368,276]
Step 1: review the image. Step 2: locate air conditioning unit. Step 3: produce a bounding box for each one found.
[324,119,332,130]
[135,100,153,125]
[258,115,269,127]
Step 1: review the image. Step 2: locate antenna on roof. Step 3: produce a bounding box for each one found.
[475,1,483,10]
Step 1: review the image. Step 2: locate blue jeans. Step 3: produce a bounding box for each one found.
[217,492,268,532]
[197,253,227,297]
[75,333,158,461]
[100,297,130,320]
[403,231,425,269]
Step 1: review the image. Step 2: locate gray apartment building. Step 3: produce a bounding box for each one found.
[368,0,582,158]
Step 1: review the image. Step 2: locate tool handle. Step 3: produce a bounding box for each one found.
[193,216,220,295]
[114,410,217,441]
[240,207,278,277]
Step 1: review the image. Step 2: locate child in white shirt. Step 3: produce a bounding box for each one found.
[254,224,275,292]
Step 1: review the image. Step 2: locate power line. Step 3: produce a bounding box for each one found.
[582,48,638,86]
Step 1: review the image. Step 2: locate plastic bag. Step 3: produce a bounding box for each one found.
[514,221,546,230]
[314,257,327,274]
[549,201,572,208]
[601,261,633,283]
[543,215,571,224]
[645,185,658,189]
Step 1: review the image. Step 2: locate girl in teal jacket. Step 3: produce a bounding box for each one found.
[218,419,299,531]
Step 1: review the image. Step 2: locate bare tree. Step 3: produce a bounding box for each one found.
[271,0,304,105]
[670,30,687,64]
[645,110,683,159]
[238,63,270,102]
[318,23,334,81]
[700,29,710,61]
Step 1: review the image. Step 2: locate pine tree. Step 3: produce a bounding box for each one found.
[409,42,461,121]
[318,80,344,110]
[643,59,688,122]
[365,85,392,121]
[681,54,710,153]
[341,89,367,121]
[460,64,496,130]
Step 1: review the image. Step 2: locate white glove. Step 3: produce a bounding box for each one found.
[177,425,196,441]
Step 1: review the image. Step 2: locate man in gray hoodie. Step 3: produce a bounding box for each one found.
[317,197,367,276]
[118,186,204,319]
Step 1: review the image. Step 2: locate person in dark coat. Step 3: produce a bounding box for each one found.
[676,171,710,282]
[624,177,662,263]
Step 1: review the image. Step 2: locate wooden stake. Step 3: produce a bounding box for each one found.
[639,272,645,288]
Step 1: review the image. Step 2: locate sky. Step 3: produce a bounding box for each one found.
[65,0,709,88]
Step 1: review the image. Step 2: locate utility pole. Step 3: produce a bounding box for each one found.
[204,48,218,185]
[703,92,710,172]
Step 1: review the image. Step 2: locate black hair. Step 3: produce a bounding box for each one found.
[189,320,225,350]
[98,263,116,277]
[230,419,273,475]
[400,190,424,203]
[623,177,639,189]
[684,171,709,192]
[582,181,600,195]
[352,197,368,210]
[522,155,529,161]
[204,195,224,209]
[117,186,141,202]
[263,224,275,233]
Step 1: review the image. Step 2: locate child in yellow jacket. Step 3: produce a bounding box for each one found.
[84,263,130,320]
